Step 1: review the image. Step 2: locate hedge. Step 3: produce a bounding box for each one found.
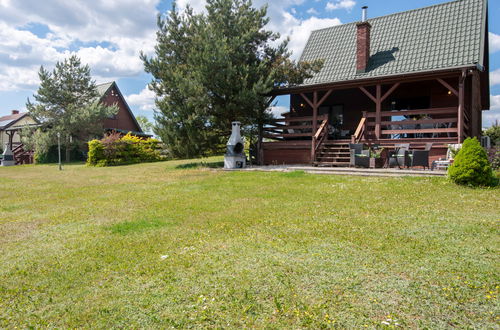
[87,132,163,166]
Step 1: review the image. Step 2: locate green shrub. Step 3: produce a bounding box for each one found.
[448,137,497,187]
[87,132,163,167]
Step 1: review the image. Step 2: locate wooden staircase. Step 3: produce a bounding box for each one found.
[314,140,350,167]
[12,144,34,165]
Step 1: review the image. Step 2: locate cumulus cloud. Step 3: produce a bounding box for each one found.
[0,0,158,91]
[175,0,342,60]
[0,0,343,94]
[326,0,356,11]
[490,32,500,53]
[484,95,500,127]
[126,87,156,112]
[491,68,500,87]
[286,16,342,59]
[267,106,289,118]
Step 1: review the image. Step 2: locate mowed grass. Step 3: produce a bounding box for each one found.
[0,158,498,328]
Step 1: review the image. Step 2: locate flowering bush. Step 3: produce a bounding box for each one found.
[87,132,163,166]
[487,147,500,171]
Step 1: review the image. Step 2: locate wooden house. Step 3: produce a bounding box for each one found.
[96,81,149,137]
[263,0,490,166]
[2,81,147,164]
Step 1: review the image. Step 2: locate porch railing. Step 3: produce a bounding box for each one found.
[312,118,329,161]
[352,107,459,142]
[263,115,328,140]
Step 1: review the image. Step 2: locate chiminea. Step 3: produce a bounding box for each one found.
[224,121,246,169]
[1,144,15,166]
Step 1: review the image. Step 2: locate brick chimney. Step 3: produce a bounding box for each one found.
[356,6,371,73]
[11,110,19,115]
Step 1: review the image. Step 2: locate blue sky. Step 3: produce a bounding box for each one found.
[0,0,499,126]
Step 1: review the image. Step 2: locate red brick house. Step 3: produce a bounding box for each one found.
[262,0,490,166]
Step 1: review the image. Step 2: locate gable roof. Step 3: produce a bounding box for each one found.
[297,0,487,88]
[0,112,29,130]
[96,81,143,133]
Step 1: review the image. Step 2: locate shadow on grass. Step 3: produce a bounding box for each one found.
[175,161,224,169]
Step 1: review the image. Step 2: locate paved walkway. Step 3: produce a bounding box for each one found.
[224,165,447,177]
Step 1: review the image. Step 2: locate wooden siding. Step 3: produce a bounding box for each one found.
[101,86,141,133]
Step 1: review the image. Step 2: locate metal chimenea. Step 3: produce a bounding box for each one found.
[1,144,15,166]
[224,121,246,169]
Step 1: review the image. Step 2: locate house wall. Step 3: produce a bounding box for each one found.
[264,77,469,165]
[290,79,460,132]
[101,86,141,133]
[0,116,38,150]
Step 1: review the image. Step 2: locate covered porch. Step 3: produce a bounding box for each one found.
[262,69,484,166]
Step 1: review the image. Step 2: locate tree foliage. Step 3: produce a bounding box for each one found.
[142,0,322,158]
[483,121,500,146]
[26,55,118,161]
[136,115,154,134]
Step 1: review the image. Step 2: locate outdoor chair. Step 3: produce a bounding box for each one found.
[349,143,370,168]
[410,143,433,169]
[431,143,462,170]
[388,143,410,168]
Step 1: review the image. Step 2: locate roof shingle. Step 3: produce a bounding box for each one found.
[298,0,487,87]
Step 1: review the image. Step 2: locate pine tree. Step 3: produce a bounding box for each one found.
[142,0,322,159]
[26,55,118,162]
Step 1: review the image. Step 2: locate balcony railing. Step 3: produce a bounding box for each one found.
[352,107,461,143]
[263,115,328,140]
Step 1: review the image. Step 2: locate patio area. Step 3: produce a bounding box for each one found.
[224,164,447,177]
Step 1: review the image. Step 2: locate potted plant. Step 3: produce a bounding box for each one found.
[369,147,385,168]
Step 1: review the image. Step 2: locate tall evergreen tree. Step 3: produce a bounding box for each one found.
[142,0,322,159]
[26,55,118,162]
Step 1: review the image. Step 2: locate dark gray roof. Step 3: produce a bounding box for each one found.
[298,0,487,87]
[96,82,114,97]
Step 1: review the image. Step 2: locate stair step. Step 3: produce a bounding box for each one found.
[314,161,351,167]
[317,157,350,163]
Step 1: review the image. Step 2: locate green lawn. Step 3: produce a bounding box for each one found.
[0,158,498,328]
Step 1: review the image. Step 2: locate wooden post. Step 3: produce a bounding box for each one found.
[7,131,14,150]
[375,84,381,139]
[311,91,318,164]
[458,71,466,143]
[471,71,482,138]
[312,91,318,133]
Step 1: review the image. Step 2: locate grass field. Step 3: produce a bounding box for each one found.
[0,158,498,328]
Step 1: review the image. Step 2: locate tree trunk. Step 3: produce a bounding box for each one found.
[65,136,70,163]
[257,119,263,165]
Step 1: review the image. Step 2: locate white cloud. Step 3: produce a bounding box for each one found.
[326,0,356,11]
[490,32,500,53]
[306,8,319,15]
[285,16,342,59]
[484,95,500,127]
[267,106,289,118]
[126,87,156,112]
[175,0,341,60]
[0,0,158,91]
[491,68,500,87]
